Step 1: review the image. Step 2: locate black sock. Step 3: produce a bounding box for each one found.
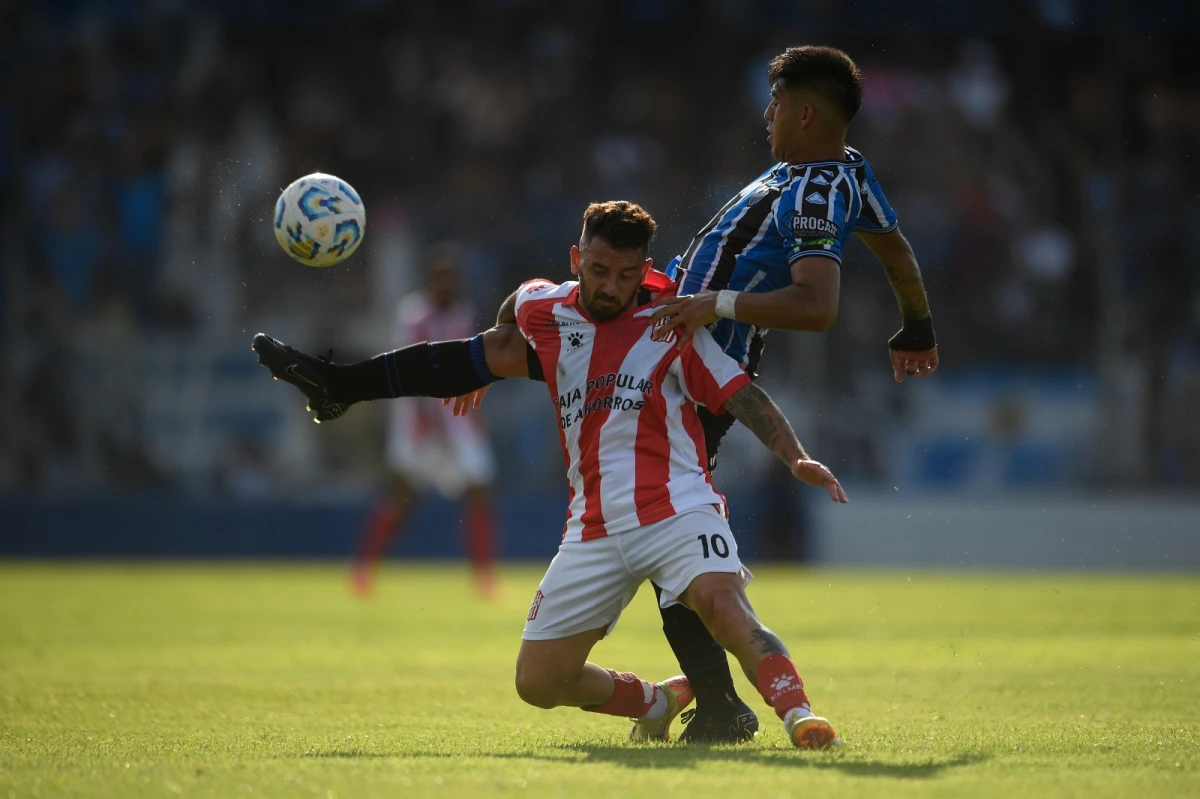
[330,334,499,403]
[654,583,742,711]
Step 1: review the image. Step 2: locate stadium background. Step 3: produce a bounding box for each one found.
[3,0,1199,566]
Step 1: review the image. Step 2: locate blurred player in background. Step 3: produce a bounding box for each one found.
[352,244,499,597]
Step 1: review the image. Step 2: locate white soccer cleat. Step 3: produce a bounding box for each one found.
[629,675,694,743]
[784,709,842,750]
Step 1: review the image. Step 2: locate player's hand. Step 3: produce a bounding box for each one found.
[650,292,719,345]
[889,346,939,383]
[443,385,491,417]
[791,459,849,503]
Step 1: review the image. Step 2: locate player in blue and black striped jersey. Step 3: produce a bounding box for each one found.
[662,145,897,371]
[250,46,938,747]
[639,45,939,744]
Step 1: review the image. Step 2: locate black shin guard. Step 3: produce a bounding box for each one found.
[654,583,741,709]
[331,334,499,402]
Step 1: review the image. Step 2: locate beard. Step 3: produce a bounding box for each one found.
[578,278,631,322]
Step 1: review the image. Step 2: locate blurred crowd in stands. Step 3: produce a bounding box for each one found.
[3,0,1199,497]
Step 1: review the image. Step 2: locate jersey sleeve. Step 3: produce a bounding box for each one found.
[774,172,854,264]
[851,159,898,233]
[513,279,558,346]
[675,328,752,412]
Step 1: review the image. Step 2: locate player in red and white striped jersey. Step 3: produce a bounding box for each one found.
[512,275,748,542]
[353,245,498,597]
[253,201,849,749]
[508,202,847,749]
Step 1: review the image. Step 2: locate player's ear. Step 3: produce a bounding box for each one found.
[640,258,652,277]
[570,244,581,275]
[799,102,815,129]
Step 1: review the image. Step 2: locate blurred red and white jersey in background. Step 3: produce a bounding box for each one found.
[386,291,496,497]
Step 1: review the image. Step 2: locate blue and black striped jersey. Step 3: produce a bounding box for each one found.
[666,146,897,369]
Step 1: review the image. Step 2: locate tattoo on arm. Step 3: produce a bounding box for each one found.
[723,383,808,464]
[496,291,518,325]
[882,260,931,321]
[750,627,790,658]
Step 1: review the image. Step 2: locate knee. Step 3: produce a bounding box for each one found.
[690,587,751,643]
[514,664,561,709]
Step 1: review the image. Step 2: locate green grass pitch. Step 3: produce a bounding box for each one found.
[1,563,1197,798]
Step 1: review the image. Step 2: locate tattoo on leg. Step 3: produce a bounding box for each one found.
[749,627,789,658]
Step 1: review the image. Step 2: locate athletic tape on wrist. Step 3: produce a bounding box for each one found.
[714,290,738,320]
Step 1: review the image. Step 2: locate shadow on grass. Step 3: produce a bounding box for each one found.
[301,745,987,779]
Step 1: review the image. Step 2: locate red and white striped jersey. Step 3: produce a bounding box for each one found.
[515,276,752,542]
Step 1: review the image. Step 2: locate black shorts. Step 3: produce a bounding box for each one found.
[698,405,737,473]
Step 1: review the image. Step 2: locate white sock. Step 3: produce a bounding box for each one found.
[783,706,814,726]
[640,685,669,722]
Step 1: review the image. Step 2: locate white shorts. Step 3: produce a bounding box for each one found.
[386,428,495,499]
[522,504,752,641]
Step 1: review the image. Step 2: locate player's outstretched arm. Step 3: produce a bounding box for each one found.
[650,255,841,343]
[443,290,535,415]
[856,227,939,383]
[722,383,849,503]
[254,289,536,423]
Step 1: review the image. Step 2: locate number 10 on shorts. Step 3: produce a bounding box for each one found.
[697,533,730,559]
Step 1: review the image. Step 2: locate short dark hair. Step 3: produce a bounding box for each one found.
[767,46,863,123]
[424,241,463,273]
[581,201,657,251]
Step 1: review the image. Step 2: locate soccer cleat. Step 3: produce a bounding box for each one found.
[628,676,694,743]
[252,333,354,423]
[677,698,760,744]
[784,711,841,750]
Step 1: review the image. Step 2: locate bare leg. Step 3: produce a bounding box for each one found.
[681,575,784,673]
[353,474,417,595]
[514,628,611,709]
[681,573,812,719]
[514,628,668,720]
[461,484,497,598]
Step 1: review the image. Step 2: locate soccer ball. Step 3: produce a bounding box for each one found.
[272,173,366,267]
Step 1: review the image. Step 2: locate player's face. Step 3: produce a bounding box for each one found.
[764,79,807,162]
[428,261,461,309]
[570,238,651,322]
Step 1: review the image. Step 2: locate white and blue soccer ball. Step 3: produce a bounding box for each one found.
[273,173,365,267]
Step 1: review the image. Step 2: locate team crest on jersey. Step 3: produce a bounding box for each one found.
[810,173,831,185]
[650,315,678,343]
[568,331,584,348]
[804,192,828,205]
